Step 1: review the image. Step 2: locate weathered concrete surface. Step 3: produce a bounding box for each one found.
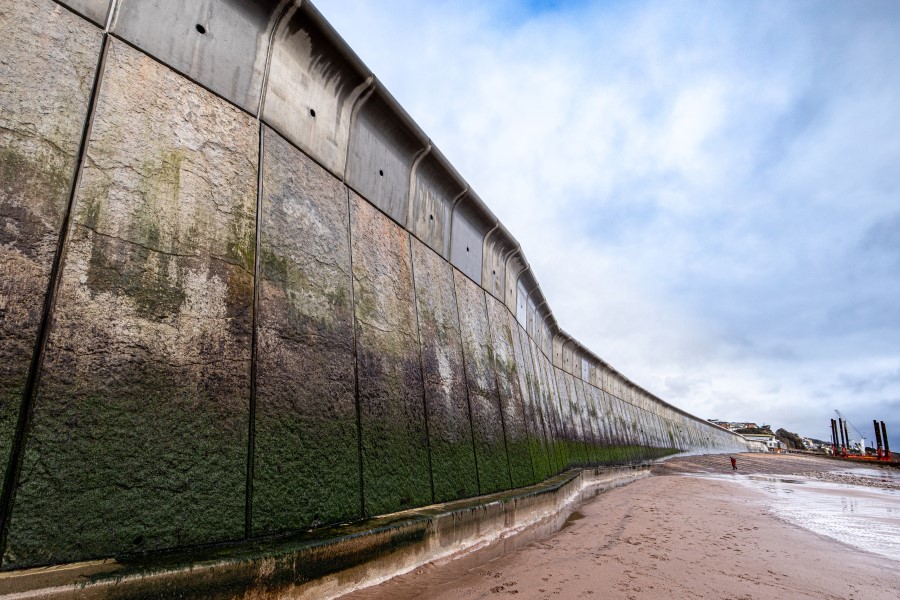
[454,271,511,494]
[409,238,478,503]
[573,378,600,463]
[263,3,370,180]
[585,384,611,449]
[3,39,258,568]
[0,0,102,503]
[526,344,565,473]
[112,0,282,115]
[350,194,431,516]
[57,0,110,26]
[511,323,553,482]
[534,347,569,470]
[524,336,561,475]
[484,295,534,488]
[253,127,360,534]
[601,391,621,447]
[609,394,636,463]
[555,369,587,466]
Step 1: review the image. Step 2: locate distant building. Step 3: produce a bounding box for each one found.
[707,419,759,432]
[741,433,785,452]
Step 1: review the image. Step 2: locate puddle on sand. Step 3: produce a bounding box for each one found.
[700,470,900,562]
[561,510,585,529]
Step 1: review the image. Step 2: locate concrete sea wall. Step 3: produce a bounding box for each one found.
[0,0,759,572]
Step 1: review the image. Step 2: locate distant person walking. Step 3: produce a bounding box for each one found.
[730,456,737,470]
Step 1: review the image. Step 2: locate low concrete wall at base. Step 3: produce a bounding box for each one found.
[0,465,649,600]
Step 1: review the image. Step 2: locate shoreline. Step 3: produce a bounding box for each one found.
[343,453,900,600]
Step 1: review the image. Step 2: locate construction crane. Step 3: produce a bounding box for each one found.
[835,410,866,454]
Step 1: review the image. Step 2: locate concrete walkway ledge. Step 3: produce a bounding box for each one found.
[0,465,650,600]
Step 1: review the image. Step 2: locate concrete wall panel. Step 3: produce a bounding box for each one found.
[410,238,478,503]
[112,0,282,114]
[553,368,583,467]
[552,334,565,369]
[349,193,430,516]
[346,89,427,226]
[525,336,561,474]
[408,150,465,257]
[262,1,371,179]
[454,270,510,494]
[0,0,102,504]
[603,391,624,446]
[595,389,614,448]
[57,0,111,25]
[526,296,536,338]
[584,384,610,449]
[539,351,570,468]
[504,253,525,314]
[513,323,552,481]
[481,229,511,300]
[485,295,534,488]
[4,39,258,567]
[515,278,527,325]
[541,319,553,358]
[252,127,360,535]
[573,378,599,462]
[449,195,490,283]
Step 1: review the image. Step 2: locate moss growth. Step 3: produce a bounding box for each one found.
[0,384,24,503]
[505,439,536,488]
[252,412,361,535]
[0,146,71,218]
[4,361,248,569]
[429,437,479,503]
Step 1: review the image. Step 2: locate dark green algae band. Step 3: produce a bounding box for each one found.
[0,467,649,600]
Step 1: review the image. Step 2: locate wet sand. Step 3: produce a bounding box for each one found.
[343,454,900,600]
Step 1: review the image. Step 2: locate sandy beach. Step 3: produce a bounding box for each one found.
[343,454,900,600]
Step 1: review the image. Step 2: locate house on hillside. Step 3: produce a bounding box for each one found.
[742,433,785,453]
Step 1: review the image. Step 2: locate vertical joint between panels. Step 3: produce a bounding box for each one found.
[451,274,480,496]
[346,189,365,518]
[245,124,266,538]
[483,294,513,490]
[0,31,112,560]
[407,237,435,504]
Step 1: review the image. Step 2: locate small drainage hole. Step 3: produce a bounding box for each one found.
[466,246,470,252]
[429,214,433,221]
[309,108,316,118]
[379,169,384,177]
[196,24,207,34]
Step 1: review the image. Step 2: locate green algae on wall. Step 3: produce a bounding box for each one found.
[534,347,569,471]
[512,324,553,482]
[554,368,588,467]
[2,39,258,569]
[525,336,562,474]
[409,238,479,503]
[453,271,512,494]
[572,377,600,464]
[350,194,431,516]
[0,0,103,503]
[484,295,534,488]
[581,382,601,455]
[252,127,361,534]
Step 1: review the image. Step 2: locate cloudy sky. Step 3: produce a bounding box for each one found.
[313,0,900,449]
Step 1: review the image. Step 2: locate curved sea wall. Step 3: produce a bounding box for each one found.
[0,0,758,571]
